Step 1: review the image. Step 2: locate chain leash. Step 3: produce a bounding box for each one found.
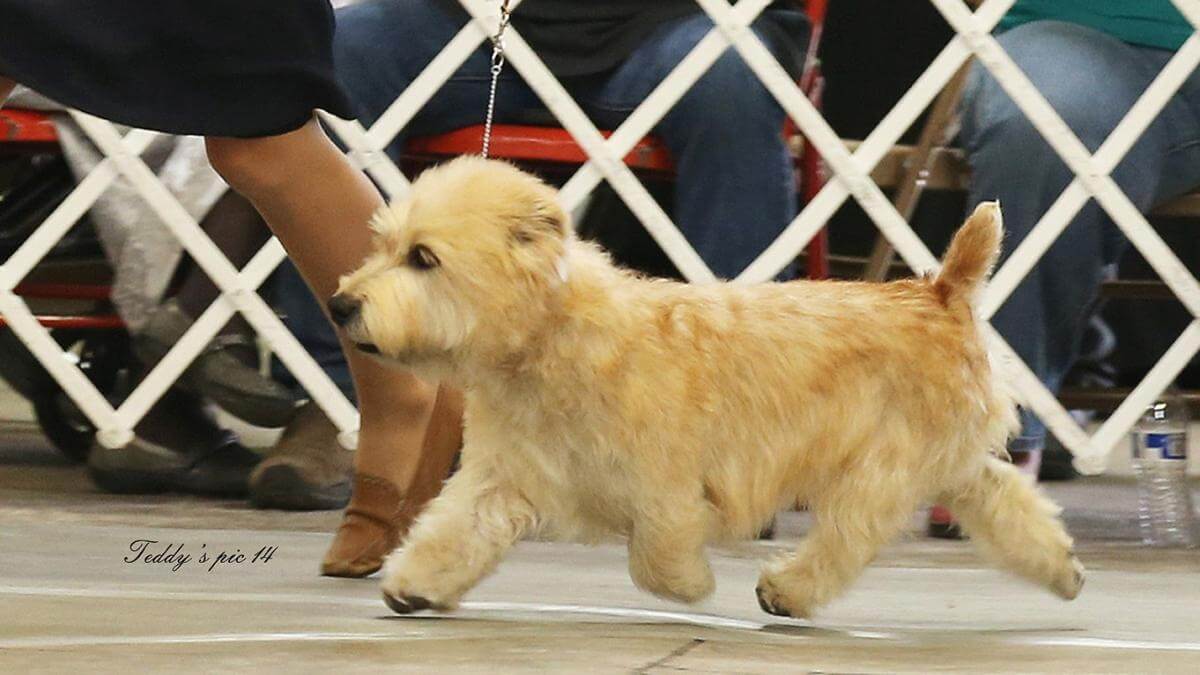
[482,0,513,158]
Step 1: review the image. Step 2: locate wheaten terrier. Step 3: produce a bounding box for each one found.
[329,157,1084,619]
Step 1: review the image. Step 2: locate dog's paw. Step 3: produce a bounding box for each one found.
[1051,556,1085,601]
[754,576,811,620]
[380,567,454,615]
[379,548,462,614]
[755,583,794,618]
[646,575,715,605]
[382,590,436,615]
[628,554,715,604]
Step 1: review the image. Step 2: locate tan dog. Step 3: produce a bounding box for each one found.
[330,156,1084,619]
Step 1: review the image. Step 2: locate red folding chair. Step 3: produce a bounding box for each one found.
[1,108,122,330]
[1,108,129,461]
[0,108,57,145]
[405,0,831,279]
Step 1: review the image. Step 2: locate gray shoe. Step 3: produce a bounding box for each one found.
[135,300,303,428]
[248,402,353,511]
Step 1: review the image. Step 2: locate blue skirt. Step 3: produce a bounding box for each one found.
[0,0,355,137]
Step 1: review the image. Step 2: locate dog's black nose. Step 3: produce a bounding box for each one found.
[327,294,361,327]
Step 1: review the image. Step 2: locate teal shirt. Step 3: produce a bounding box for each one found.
[1000,0,1193,51]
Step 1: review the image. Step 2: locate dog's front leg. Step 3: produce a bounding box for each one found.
[627,489,715,604]
[380,466,536,614]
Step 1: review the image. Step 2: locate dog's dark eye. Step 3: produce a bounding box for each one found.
[407,244,440,270]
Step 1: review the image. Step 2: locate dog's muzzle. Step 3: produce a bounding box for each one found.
[327,293,361,327]
[328,294,381,354]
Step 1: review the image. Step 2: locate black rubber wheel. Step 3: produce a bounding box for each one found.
[41,330,130,462]
[0,327,52,400]
[31,389,95,463]
[0,327,131,463]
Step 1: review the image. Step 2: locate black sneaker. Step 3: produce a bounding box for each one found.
[87,387,261,496]
[1038,436,1080,482]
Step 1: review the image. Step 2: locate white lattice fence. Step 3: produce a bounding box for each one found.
[1,0,1198,473]
[0,114,360,450]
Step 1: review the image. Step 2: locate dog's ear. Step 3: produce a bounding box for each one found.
[512,197,567,245]
[368,200,410,237]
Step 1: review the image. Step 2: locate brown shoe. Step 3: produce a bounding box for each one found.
[320,473,420,578]
[248,402,353,510]
[321,385,464,578]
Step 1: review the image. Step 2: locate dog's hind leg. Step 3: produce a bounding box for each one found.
[756,475,918,619]
[627,487,716,604]
[381,464,537,613]
[941,456,1084,600]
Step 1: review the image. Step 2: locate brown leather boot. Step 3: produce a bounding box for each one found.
[320,386,463,578]
[320,473,413,577]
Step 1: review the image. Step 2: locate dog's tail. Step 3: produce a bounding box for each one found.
[934,201,1003,306]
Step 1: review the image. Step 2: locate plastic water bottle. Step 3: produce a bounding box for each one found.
[1131,391,1198,548]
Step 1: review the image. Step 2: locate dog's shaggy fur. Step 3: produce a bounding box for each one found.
[334,156,1084,619]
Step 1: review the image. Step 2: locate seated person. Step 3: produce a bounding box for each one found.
[333,0,810,280]
[116,198,364,511]
[0,93,353,506]
[933,0,1199,534]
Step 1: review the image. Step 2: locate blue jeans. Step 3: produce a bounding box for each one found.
[275,0,806,396]
[272,262,356,401]
[960,21,1200,450]
[333,0,805,280]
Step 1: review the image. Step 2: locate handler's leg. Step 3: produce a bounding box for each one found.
[205,122,460,577]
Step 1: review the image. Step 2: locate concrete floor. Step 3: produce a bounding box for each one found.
[2,421,1200,674]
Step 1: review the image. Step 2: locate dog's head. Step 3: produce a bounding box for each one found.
[330,157,571,372]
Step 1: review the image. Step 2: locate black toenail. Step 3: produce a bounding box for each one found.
[756,593,773,614]
[383,592,412,614]
[383,592,433,615]
[756,585,789,617]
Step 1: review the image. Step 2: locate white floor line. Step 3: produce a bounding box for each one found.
[0,632,401,650]
[0,583,766,632]
[465,601,769,631]
[2,583,1199,653]
[1005,636,1200,653]
[0,583,378,608]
